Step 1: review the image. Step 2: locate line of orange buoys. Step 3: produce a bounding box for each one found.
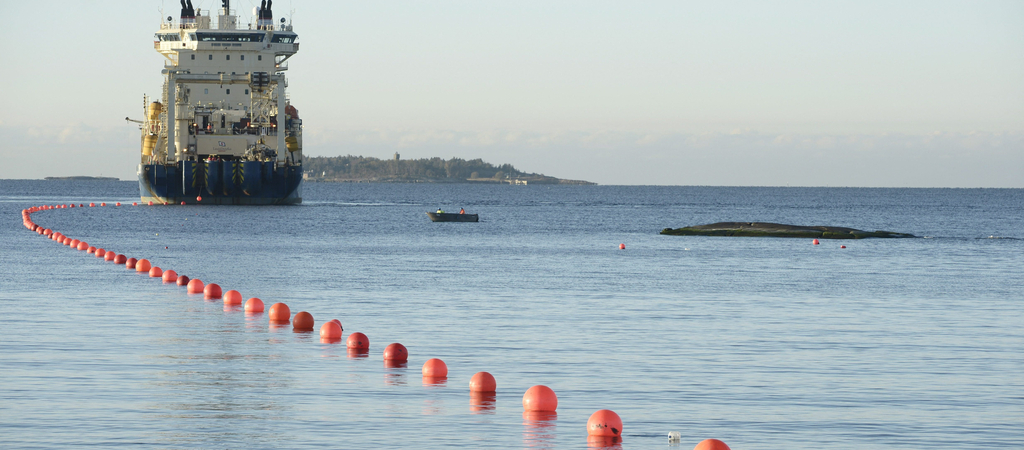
[20,201,733,449]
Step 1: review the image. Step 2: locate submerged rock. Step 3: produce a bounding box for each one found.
[660,222,915,239]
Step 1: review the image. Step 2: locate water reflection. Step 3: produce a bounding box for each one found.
[384,361,407,386]
[347,348,369,359]
[469,391,496,414]
[522,410,557,448]
[422,398,444,415]
[320,337,342,344]
[223,304,242,313]
[586,436,623,449]
[422,376,447,388]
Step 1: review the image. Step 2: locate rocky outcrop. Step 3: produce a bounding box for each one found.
[660,222,915,239]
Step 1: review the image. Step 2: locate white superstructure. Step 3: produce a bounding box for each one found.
[141,0,301,167]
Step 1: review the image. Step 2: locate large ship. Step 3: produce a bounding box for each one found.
[134,0,302,205]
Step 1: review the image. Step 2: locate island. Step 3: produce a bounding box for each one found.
[44,176,120,181]
[303,154,594,185]
[660,222,916,239]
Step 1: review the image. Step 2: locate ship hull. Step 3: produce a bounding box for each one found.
[138,162,302,205]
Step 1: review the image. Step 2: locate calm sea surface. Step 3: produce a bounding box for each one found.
[1,180,1021,449]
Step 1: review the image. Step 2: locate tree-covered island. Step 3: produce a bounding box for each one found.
[303,154,594,185]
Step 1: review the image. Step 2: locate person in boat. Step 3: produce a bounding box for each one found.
[459,208,465,214]
[436,208,444,214]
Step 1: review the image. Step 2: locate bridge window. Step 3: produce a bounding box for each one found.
[190,54,195,60]
[226,89,231,95]
[208,54,213,60]
[226,55,231,60]
[204,89,209,94]
[258,55,262,61]
[240,55,245,61]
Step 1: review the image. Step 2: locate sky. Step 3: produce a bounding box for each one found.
[1,0,1021,186]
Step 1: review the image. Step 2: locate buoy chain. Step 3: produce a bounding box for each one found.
[20,202,732,449]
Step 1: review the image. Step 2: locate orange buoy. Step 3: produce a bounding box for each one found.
[840,245,847,249]
[203,283,222,299]
[105,252,116,261]
[619,243,625,249]
[523,385,558,411]
[587,409,623,438]
[114,254,127,264]
[180,201,186,205]
[330,319,343,331]
[470,371,496,392]
[693,439,731,450]
[135,259,152,272]
[148,201,153,206]
[68,238,79,247]
[346,332,369,350]
[87,246,96,254]
[125,257,138,269]
[43,229,52,236]
[115,202,121,206]
[223,289,242,305]
[89,203,95,207]
[293,311,314,330]
[196,196,202,202]
[163,202,168,205]
[79,204,83,207]
[176,275,190,286]
[186,278,204,294]
[101,203,106,206]
[319,321,342,340]
[383,343,408,361]
[149,266,163,277]
[132,202,137,206]
[70,204,75,208]
[422,358,448,378]
[77,241,89,251]
[162,269,178,283]
[244,297,265,313]
[268,302,290,323]
[94,249,105,258]
[812,239,820,245]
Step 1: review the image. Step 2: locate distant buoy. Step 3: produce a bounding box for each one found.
[77,241,89,251]
[587,409,623,438]
[165,246,168,249]
[812,239,820,245]
[470,371,496,392]
[196,196,202,202]
[293,311,314,330]
[68,238,79,247]
[203,283,222,299]
[668,431,682,443]
[840,245,847,249]
[383,343,408,362]
[329,318,343,331]
[162,269,178,283]
[319,321,342,340]
[422,358,448,378]
[86,246,96,254]
[115,202,121,206]
[176,275,190,286]
[125,257,138,269]
[105,252,116,261]
[268,302,290,323]
[223,289,242,305]
[694,439,731,450]
[523,385,558,411]
[100,203,106,206]
[94,249,105,257]
[244,297,264,313]
[186,278,204,294]
[346,332,369,350]
[148,201,153,206]
[135,259,151,272]
[89,203,95,207]
[149,266,163,277]
[619,243,625,250]
[180,201,186,205]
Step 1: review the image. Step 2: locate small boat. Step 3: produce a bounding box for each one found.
[427,212,479,222]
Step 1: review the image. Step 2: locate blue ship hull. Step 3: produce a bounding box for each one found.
[138,161,302,205]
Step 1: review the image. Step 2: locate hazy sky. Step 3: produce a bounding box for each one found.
[1,1,1021,186]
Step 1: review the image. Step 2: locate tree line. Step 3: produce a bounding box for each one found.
[304,155,551,182]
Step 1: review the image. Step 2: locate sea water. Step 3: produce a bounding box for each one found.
[1,180,1021,449]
